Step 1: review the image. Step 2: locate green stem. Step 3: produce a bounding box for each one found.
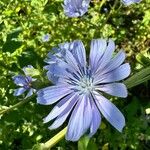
[102,0,118,27]
[43,127,67,149]
[99,0,107,12]
[93,0,118,37]
[0,95,34,115]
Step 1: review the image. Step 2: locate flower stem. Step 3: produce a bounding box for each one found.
[99,0,107,12]
[42,127,67,149]
[0,95,34,115]
[100,0,118,33]
[93,0,119,37]
[107,0,118,21]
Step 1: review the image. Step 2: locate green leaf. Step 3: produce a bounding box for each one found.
[136,53,150,66]
[124,66,150,89]
[87,139,98,150]
[31,0,48,11]
[124,97,140,121]
[78,136,90,150]
[32,143,46,150]
[78,137,98,150]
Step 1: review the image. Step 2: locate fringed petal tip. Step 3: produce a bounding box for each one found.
[37,90,47,105]
[95,94,125,133]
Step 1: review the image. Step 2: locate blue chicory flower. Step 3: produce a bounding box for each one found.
[122,0,141,5]
[13,65,36,98]
[37,39,131,141]
[63,0,141,17]
[63,0,91,17]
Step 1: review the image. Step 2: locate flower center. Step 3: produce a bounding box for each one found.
[77,76,94,94]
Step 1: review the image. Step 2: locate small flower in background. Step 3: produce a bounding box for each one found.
[42,34,50,42]
[122,0,141,5]
[103,7,108,13]
[37,39,131,141]
[63,0,141,17]
[13,65,36,98]
[63,0,91,17]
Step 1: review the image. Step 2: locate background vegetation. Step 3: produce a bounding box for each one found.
[0,0,150,149]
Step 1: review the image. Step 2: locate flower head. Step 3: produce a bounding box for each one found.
[63,0,91,17]
[122,0,141,5]
[13,65,36,98]
[63,0,141,18]
[37,39,131,141]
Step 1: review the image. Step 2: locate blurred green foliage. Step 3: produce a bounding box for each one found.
[0,0,150,149]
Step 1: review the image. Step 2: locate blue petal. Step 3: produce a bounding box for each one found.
[65,50,82,75]
[90,39,107,72]
[44,52,58,64]
[63,0,91,17]
[12,75,27,86]
[48,94,78,129]
[48,112,69,130]
[46,71,59,83]
[95,39,115,73]
[44,63,68,77]
[25,88,35,98]
[66,95,92,141]
[58,42,71,53]
[100,50,126,75]
[95,93,125,132]
[37,85,72,105]
[26,76,33,83]
[43,93,77,123]
[122,0,141,5]
[13,88,26,96]
[88,99,101,137]
[94,63,131,84]
[96,83,128,98]
[71,40,86,71]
